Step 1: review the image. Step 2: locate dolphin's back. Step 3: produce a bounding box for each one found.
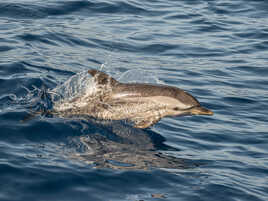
[113,83,201,107]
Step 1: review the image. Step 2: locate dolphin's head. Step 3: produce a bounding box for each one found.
[157,86,213,117]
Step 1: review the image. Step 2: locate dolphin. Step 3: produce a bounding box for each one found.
[52,69,213,128]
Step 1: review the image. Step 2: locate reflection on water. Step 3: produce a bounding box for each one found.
[68,118,186,170]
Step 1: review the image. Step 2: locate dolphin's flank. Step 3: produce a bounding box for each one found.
[52,69,213,128]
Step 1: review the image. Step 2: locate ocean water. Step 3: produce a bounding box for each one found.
[1,0,268,200]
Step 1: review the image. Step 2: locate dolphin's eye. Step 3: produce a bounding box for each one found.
[173,107,180,111]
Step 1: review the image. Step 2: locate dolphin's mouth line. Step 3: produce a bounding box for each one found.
[179,106,197,111]
[177,105,213,116]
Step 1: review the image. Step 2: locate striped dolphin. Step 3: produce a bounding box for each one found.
[53,69,213,128]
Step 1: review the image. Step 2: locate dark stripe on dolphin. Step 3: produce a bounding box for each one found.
[113,83,201,107]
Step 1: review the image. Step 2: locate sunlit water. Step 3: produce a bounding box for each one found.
[1,0,268,201]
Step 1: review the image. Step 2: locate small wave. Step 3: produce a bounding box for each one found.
[0,1,158,19]
[0,1,91,19]
[0,45,14,52]
[18,32,97,49]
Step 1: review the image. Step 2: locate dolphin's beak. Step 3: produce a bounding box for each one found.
[190,106,213,116]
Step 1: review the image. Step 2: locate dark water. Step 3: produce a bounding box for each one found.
[1,0,268,200]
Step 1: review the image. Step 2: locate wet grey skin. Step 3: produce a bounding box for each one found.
[55,69,213,128]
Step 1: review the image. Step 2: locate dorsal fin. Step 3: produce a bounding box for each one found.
[88,69,118,86]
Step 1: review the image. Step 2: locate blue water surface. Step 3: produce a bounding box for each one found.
[1,0,268,201]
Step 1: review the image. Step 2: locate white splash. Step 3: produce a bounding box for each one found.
[51,70,97,111]
[118,68,162,84]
